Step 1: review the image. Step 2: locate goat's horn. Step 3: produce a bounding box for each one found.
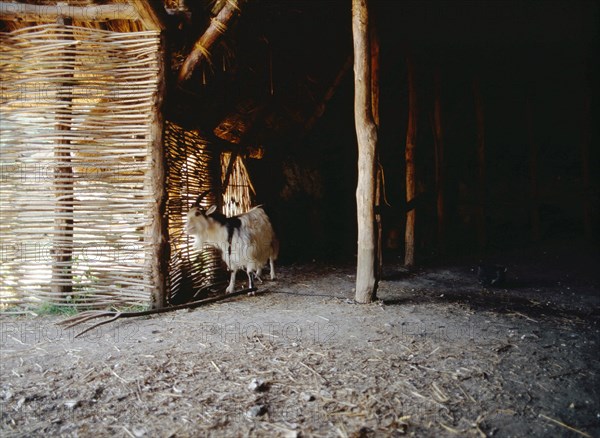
[194,190,211,207]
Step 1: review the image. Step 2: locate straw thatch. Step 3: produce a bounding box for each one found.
[0,23,160,309]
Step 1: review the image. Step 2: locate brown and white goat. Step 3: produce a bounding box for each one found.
[185,194,278,293]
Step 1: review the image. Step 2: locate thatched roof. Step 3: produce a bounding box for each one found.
[1,1,351,151]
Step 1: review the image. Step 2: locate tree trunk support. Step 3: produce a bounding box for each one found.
[148,32,169,309]
[352,0,378,303]
[404,56,417,267]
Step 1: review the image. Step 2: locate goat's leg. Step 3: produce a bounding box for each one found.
[269,257,276,280]
[255,267,264,284]
[246,268,255,290]
[226,270,237,294]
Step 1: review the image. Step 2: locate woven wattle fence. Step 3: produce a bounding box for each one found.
[221,152,254,218]
[0,24,160,310]
[164,121,227,304]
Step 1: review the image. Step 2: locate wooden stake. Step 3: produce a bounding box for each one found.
[51,18,74,297]
[352,0,378,303]
[404,56,417,267]
[370,17,383,280]
[473,77,486,249]
[148,33,169,309]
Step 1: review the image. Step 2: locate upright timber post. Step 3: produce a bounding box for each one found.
[145,11,171,309]
[352,0,379,303]
[370,16,383,281]
[52,17,75,299]
[404,56,417,268]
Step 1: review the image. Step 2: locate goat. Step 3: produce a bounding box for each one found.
[185,192,279,293]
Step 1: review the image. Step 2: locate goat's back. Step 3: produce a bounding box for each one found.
[228,206,278,271]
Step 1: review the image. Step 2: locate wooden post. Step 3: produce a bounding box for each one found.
[404,56,417,267]
[52,18,74,298]
[178,0,240,83]
[352,0,378,303]
[131,0,168,32]
[370,17,383,280]
[149,33,169,309]
[526,95,541,241]
[473,77,486,249]
[432,68,446,253]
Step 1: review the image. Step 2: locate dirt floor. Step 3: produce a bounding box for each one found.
[1,239,599,437]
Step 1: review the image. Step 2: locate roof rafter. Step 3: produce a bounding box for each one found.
[130,0,167,32]
[0,2,138,23]
[178,0,241,83]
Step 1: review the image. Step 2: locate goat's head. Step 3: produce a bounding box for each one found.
[185,191,217,244]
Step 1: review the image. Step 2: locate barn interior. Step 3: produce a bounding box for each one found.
[165,0,600,267]
[1,0,598,305]
[165,0,599,263]
[1,1,599,436]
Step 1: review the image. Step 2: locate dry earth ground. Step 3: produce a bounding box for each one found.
[1,240,599,437]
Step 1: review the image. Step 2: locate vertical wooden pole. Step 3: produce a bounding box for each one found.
[432,68,445,253]
[473,77,486,249]
[352,0,378,303]
[370,17,382,280]
[404,56,417,267]
[52,18,74,298]
[149,32,169,309]
[526,95,541,241]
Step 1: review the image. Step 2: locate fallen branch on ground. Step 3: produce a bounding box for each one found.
[58,287,260,338]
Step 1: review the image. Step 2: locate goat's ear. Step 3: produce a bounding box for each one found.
[206,205,218,215]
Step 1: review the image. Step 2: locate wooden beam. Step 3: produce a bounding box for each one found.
[51,17,75,298]
[178,0,240,83]
[0,2,139,22]
[352,0,378,304]
[130,0,167,32]
[370,19,383,281]
[404,55,417,268]
[148,33,170,309]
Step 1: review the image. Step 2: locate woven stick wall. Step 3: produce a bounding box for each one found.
[164,121,226,304]
[0,24,160,310]
[221,152,254,217]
